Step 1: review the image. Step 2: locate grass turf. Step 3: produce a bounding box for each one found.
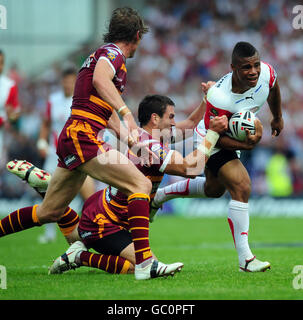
[0,216,303,300]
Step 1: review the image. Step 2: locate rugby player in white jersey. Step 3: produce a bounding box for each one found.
[0,50,20,170]
[152,42,283,272]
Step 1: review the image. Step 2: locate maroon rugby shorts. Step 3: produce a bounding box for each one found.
[56,117,111,170]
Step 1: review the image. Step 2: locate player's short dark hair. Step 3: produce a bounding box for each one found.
[232,42,258,65]
[0,50,4,56]
[138,95,175,127]
[103,7,149,43]
[61,67,77,78]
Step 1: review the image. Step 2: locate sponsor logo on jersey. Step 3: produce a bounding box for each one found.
[105,188,112,203]
[79,231,92,239]
[235,85,263,105]
[64,154,77,167]
[107,52,118,62]
[81,53,95,68]
[210,108,219,116]
[159,147,167,160]
[151,143,167,160]
[245,93,254,100]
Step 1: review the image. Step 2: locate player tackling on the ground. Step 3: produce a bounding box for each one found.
[0,7,184,280]
[7,94,228,277]
[152,42,283,272]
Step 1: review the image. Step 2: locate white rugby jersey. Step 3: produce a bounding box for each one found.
[0,74,19,126]
[194,61,277,155]
[43,90,72,172]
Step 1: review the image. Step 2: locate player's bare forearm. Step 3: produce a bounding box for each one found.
[93,76,126,112]
[165,117,227,177]
[39,118,51,141]
[267,80,283,137]
[172,99,206,143]
[217,135,254,151]
[267,80,282,120]
[176,99,206,132]
[93,59,138,137]
[108,111,133,147]
[108,111,122,138]
[164,150,204,178]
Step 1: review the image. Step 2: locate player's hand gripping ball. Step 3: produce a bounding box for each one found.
[226,110,256,141]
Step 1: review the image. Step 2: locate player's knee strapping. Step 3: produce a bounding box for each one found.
[57,207,79,236]
[0,205,41,237]
[80,251,131,274]
[127,193,152,264]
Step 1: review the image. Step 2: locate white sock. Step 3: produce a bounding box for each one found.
[227,200,254,265]
[154,177,206,206]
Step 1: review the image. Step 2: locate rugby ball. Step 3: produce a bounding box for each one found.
[226,110,256,141]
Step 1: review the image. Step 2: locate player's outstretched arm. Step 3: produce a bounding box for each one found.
[164,116,228,178]
[37,116,51,159]
[173,81,216,141]
[175,99,206,134]
[267,79,283,137]
[93,59,138,140]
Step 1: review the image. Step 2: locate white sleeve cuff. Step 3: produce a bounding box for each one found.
[98,56,116,76]
[159,150,174,173]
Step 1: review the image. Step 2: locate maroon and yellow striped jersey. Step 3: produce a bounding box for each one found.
[71,43,127,129]
[79,129,173,237]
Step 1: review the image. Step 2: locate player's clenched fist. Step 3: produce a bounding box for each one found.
[245,118,263,145]
[209,115,228,134]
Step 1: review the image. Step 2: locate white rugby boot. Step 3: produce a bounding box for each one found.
[6,160,51,192]
[239,256,271,272]
[48,241,86,274]
[135,258,184,280]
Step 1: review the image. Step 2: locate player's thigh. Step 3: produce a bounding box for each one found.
[38,166,87,222]
[78,149,152,196]
[204,168,226,198]
[218,159,251,201]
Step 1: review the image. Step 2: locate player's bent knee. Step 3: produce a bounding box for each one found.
[205,187,225,198]
[204,182,226,198]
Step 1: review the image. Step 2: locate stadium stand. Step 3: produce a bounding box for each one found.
[0,0,302,207]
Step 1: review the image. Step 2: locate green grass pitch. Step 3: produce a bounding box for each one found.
[0,215,303,300]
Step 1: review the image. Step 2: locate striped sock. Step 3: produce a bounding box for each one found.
[127,193,152,265]
[0,205,41,237]
[57,207,80,237]
[80,251,131,274]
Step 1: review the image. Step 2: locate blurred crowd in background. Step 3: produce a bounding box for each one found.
[1,0,303,201]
